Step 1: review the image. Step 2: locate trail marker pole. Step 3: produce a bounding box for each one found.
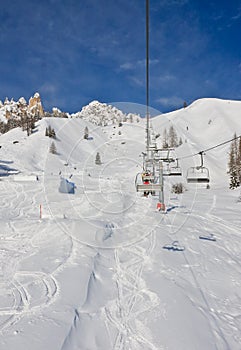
[40,204,42,219]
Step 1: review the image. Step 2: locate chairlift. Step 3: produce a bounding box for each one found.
[157,148,175,163]
[135,172,162,193]
[161,158,182,176]
[187,152,210,183]
[169,158,182,176]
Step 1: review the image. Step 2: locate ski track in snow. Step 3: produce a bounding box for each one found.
[104,231,160,350]
[170,206,241,349]
[0,178,74,336]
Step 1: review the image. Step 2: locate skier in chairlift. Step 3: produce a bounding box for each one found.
[142,171,151,197]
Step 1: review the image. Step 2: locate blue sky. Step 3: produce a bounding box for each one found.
[0,0,241,114]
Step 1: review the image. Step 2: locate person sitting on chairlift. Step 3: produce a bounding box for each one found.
[142,171,150,197]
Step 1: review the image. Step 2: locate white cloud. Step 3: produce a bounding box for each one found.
[159,0,189,6]
[231,8,241,21]
[120,59,159,71]
[156,96,184,107]
[129,76,144,87]
[120,62,134,70]
[40,83,57,94]
[158,74,176,82]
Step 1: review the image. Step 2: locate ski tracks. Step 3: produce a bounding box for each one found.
[0,271,59,334]
[105,231,160,350]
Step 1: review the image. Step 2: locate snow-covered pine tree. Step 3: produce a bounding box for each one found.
[95,152,101,165]
[169,126,178,147]
[162,128,169,149]
[84,126,89,139]
[238,137,241,183]
[49,141,57,155]
[228,134,240,189]
[237,191,241,202]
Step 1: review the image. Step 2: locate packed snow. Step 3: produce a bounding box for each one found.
[0,98,241,350]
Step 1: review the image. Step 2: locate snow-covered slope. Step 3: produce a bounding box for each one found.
[0,98,241,350]
[152,98,241,187]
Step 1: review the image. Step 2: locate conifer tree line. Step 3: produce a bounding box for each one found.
[45,125,56,139]
[228,133,241,189]
[0,113,38,135]
[162,126,182,148]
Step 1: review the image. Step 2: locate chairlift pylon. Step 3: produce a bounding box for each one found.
[187,151,210,183]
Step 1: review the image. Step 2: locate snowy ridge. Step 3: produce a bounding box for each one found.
[71,100,140,126]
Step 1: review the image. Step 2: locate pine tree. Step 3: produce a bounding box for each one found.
[238,137,241,183]
[49,141,57,154]
[95,152,101,165]
[228,135,240,189]
[84,126,89,139]
[168,126,178,147]
[48,125,52,137]
[51,128,56,139]
[162,128,168,149]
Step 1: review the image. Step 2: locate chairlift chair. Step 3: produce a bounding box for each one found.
[186,152,210,183]
[169,159,182,176]
[135,172,162,193]
[157,148,175,163]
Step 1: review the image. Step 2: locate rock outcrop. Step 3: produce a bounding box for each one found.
[28,92,44,117]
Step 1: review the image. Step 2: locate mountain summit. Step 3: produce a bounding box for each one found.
[71,100,140,126]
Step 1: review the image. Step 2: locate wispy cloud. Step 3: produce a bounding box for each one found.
[156,96,184,107]
[120,62,134,70]
[129,76,145,87]
[120,59,159,71]
[159,0,189,7]
[231,9,241,21]
[158,74,176,82]
[40,83,58,94]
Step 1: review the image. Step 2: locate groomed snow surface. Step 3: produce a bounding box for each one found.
[0,98,241,350]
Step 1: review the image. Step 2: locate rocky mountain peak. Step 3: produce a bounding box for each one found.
[71,100,140,126]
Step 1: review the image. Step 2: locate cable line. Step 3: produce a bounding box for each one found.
[178,134,241,161]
